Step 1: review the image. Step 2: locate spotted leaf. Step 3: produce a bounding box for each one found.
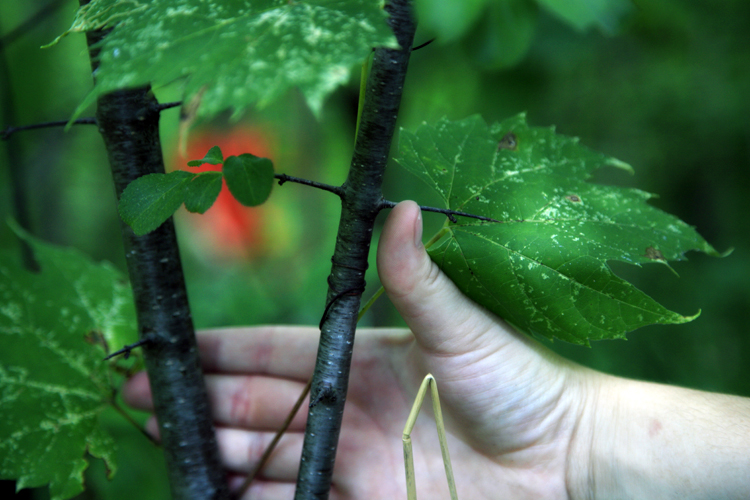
[397,114,723,344]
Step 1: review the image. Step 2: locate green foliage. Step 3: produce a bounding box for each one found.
[119,171,197,235]
[118,149,274,236]
[223,154,275,207]
[183,172,223,214]
[0,224,138,500]
[52,0,398,119]
[537,0,634,33]
[464,0,539,69]
[397,114,721,344]
[186,145,224,167]
[414,0,633,69]
[415,0,488,42]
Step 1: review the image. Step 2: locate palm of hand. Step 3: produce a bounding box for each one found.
[315,326,581,500]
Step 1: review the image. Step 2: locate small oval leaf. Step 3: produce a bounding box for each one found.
[184,172,223,213]
[118,171,194,235]
[187,145,224,167]
[223,154,274,207]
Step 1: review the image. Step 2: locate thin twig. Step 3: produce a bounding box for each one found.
[1,101,178,141]
[275,173,344,197]
[111,400,161,447]
[412,37,436,51]
[231,377,313,500]
[1,117,97,140]
[379,199,501,223]
[104,337,154,361]
[157,101,182,111]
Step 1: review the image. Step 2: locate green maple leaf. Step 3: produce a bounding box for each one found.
[53,0,398,119]
[0,224,138,500]
[396,114,723,345]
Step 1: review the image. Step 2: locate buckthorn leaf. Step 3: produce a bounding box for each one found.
[186,146,224,167]
[119,171,194,236]
[184,172,223,214]
[397,114,723,345]
[223,154,274,207]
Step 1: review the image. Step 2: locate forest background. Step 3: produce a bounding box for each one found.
[1,0,748,499]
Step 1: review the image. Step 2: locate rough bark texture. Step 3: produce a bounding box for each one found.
[83,8,228,499]
[294,1,417,498]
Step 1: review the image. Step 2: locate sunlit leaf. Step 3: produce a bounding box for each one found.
[397,114,722,344]
[223,154,274,207]
[58,0,398,119]
[0,224,138,500]
[118,171,194,236]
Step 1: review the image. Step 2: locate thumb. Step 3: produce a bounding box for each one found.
[377,201,503,355]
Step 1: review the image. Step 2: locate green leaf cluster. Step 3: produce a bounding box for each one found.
[119,147,274,236]
[0,224,138,500]
[397,115,722,345]
[52,0,398,119]
[414,0,634,68]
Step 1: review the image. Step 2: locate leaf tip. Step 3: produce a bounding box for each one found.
[607,157,634,174]
[678,309,701,324]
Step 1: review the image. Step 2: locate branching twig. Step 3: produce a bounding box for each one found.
[103,336,154,360]
[275,173,344,197]
[1,102,179,141]
[158,101,182,111]
[1,118,97,140]
[412,37,436,51]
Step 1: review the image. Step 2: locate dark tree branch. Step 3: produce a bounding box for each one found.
[1,102,178,141]
[81,2,228,498]
[1,118,97,140]
[293,1,417,498]
[275,173,344,197]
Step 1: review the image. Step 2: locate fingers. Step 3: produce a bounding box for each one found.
[197,326,319,378]
[376,201,509,356]
[217,427,303,479]
[124,373,309,430]
[206,375,308,430]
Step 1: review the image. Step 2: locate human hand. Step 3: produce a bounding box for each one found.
[123,201,600,499]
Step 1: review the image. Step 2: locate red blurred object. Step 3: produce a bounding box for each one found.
[172,127,274,260]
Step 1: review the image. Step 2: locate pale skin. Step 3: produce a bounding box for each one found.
[124,201,750,500]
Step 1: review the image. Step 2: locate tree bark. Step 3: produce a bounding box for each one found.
[82,4,228,499]
[294,1,417,498]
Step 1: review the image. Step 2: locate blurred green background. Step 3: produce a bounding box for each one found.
[1,0,748,498]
